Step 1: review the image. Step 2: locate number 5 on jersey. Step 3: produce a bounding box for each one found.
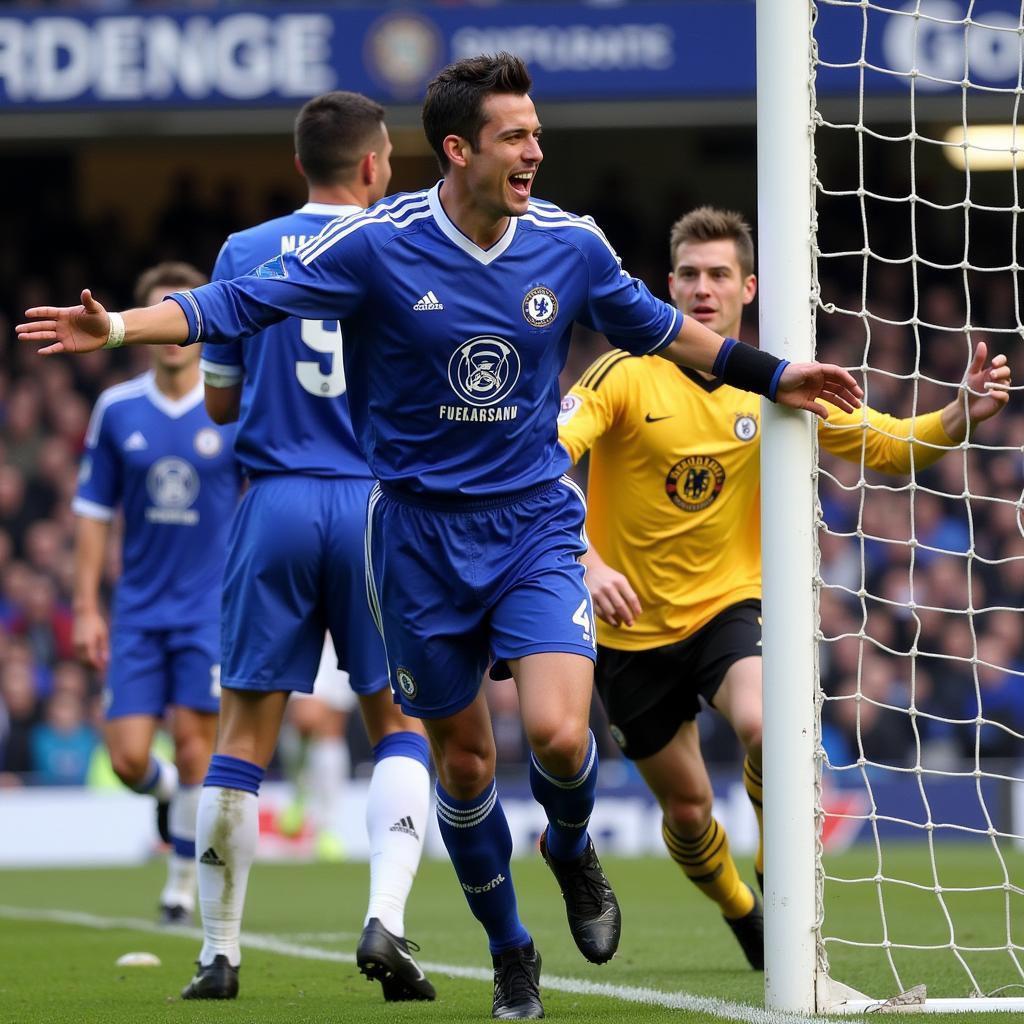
[296,319,345,397]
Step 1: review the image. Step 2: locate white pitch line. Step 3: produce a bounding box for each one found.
[0,905,859,1024]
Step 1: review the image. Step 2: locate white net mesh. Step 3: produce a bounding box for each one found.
[811,0,1024,1009]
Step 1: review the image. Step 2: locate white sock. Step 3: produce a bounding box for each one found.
[161,784,199,911]
[133,755,178,802]
[306,737,348,834]
[364,755,430,936]
[195,786,258,966]
[154,759,179,803]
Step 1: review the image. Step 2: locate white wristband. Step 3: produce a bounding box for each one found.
[103,311,126,350]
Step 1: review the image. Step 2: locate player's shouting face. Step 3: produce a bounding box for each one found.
[668,238,757,341]
[465,92,544,220]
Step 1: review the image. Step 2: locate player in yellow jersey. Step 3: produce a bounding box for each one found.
[557,206,1011,970]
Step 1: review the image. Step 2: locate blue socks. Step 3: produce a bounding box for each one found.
[530,730,598,861]
[204,753,265,794]
[372,730,430,768]
[435,780,530,955]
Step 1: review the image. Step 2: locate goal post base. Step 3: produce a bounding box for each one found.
[819,978,1024,1015]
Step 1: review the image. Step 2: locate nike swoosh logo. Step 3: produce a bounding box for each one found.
[395,946,426,980]
[645,413,673,423]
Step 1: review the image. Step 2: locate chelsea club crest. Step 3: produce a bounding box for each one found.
[523,286,558,328]
[396,667,417,699]
[194,427,223,458]
[734,414,758,441]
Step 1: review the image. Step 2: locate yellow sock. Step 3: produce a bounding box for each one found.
[743,754,764,879]
[662,817,754,919]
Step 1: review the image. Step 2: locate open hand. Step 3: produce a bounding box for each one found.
[963,341,1011,424]
[775,362,863,418]
[16,289,111,355]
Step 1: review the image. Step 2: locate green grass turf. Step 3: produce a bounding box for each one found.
[0,846,1021,1023]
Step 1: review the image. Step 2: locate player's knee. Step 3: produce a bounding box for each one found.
[528,721,589,778]
[436,746,495,797]
[663,790,713,837]
[109,749,150,787]
[735,719,763,755]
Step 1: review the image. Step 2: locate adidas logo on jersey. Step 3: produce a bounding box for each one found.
[123,431,148,451]
[389,815,419,839]
[199,847,226,866]
[413,290,444,311]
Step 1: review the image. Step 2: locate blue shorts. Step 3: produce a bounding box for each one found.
[220,474,388,696]
[105,622,221,719]
[365,476,596,719]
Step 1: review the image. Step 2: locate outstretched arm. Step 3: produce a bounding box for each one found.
[17,289,188,355]
[657,316,863,417]
[819,342,1012,473]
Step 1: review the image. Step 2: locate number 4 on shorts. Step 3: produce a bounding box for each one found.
[572,599,593,644]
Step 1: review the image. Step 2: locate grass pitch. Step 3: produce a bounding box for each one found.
[1,847,1021,1023]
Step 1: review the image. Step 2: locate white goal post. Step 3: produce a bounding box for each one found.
[759,0,1024,1014]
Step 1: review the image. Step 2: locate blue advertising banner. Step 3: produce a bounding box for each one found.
[0,2,1018,111]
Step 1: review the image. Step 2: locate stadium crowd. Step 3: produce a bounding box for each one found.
[1,165,1022,789]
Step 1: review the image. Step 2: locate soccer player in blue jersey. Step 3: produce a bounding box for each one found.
[72,262,241,925]
[20,54,862,1020]
[191,91,435,1003]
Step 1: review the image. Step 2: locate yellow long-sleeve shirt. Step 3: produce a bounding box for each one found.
[557,352,956,651]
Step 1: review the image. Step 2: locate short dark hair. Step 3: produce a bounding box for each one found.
[669,206,755,278]
[422,53,532,173]
[134,261,207,306]
[294,91,387,187]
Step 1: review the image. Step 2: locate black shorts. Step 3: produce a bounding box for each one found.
[594,599,761,761]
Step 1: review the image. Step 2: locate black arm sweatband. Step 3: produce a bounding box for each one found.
[711,337,790,400]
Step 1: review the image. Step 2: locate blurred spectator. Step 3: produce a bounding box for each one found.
[990,537,1024,609]
[49,391,90,454]
[912,491,971,566]
[33,437,78,507]
[0,465,33,552]
[30,691,98,786]
[51,660,90,701]
[0,527,12,576]
[9,572,75,668]
[2,384,45,476]
[0,657,41,776]
[0,560,34,627]
[966,636,1024,760]
[23,519,70,580]
[823,652,917,770]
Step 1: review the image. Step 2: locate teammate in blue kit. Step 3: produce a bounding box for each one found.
[72,262,241,925]
[190,91,434,1003]
[20,54,862,1020]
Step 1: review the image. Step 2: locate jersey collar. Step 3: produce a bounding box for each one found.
[679,366,726,393]
[427,182,517,266]
[296,202,362,217]
[144,371,206,418]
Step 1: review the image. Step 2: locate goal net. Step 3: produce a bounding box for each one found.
[759,0,1024,1014]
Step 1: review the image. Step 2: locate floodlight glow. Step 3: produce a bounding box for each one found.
[943,124,1024,170]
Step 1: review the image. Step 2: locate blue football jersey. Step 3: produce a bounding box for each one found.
[73,372,241,626]
[172,184,683,499]
[200,202,370,479]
